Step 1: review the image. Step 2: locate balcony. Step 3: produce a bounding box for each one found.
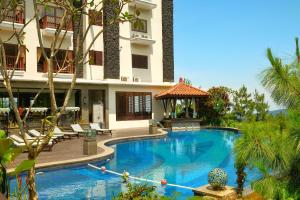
[38,60,74,76]
[131,32,155,45]
[6,56,26,71]
[39,15,73,37]
[0,9,24,30]
[129,0,157,10]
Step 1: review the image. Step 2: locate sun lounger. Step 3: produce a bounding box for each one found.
[29,129,61,143]
[90,123,112,135]
[9,134,54,151]
[24,133,54,144]
[71,124,85,136]
[54,126,79,139]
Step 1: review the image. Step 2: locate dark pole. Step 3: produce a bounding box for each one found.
[0,162,8,198]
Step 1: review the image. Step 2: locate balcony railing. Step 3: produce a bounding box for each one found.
[39,15,73,31]
[1,9,25,24]
[54,60,74,73]
[39,60,74,74]
[6,56,26,71]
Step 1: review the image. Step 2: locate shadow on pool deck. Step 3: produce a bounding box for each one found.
[8,127,149,169]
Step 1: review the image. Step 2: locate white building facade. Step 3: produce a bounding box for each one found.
[0,0,174,129]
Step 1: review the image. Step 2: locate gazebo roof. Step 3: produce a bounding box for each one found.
[155,82,209,99]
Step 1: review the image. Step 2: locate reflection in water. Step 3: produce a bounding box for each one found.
[10,129,245,200]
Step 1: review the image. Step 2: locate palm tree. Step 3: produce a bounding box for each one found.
[234,122,277,197]
[260,38,300,111]
[234,38,300,199]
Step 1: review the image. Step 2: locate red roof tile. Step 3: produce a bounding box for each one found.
[155,82,209,99]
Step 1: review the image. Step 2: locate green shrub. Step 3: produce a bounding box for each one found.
[0,130,6,139]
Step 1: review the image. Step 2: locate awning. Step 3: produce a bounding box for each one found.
[25,107,48,113]
[64,107,80,112]
[0,108,10,114]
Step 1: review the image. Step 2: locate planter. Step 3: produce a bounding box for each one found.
[149,125,158,134]
[83,137,97,155]
[83,129,97,155]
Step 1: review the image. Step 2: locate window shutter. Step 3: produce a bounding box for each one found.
[132,54,148,69]
[116,92,152,121]
[95,51,103,66]
[89,10,102,26]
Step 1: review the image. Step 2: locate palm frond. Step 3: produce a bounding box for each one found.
[260,48,300,109]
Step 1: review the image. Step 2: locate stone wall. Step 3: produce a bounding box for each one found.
[162,0,174,82]
[103,0,120,79]
[73,12,84,78]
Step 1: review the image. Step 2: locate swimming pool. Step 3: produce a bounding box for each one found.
[11,129,245,199]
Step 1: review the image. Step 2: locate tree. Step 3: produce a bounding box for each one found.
[253,90,269,121]
[0,131,34,198]
[0,0,135,199]
[234,122,287,198]
[231,85,255,121]
[203,86,230,125]
[260,38,300,111]
[234,38,300,199]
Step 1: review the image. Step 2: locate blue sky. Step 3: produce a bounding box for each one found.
[173,0,300,110]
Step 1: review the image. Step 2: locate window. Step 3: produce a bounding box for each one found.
[89,10,102,26]
[132,54,148,69]
[89,51,103,66]
[131,19,147,33]
[116,92,152,121]
[4,44,26,71]
[37,48,74,73]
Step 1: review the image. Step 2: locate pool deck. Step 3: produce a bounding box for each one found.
[6,127,261,199]
[8,127,168,172]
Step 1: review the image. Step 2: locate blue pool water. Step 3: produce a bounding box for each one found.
[11,129,248,199]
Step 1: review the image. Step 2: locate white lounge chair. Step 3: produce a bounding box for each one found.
[29,129,61,143]
[24,133,54,144]
[71,124,85,136]
[9,134,54,151]
[54,126,79,139]
[90,123,112,135]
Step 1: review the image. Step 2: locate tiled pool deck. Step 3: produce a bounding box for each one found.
[8,127,154,170]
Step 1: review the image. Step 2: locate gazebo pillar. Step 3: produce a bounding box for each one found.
[171,98,177,118]
[185,98,189,118]
[162,99,169,118]
[192,97,196,118]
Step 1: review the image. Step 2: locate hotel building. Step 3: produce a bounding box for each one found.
[0,0,174,129]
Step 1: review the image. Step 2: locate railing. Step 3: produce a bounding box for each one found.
[1,9,24,24]
[40,60,74,74]
[39,15,73,31]
[54,60,74,73]
[6,56,26,71]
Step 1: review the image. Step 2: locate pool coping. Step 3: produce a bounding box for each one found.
[201,126,240,132]
[7,128,168,174]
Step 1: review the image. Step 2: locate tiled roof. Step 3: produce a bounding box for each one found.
[155,82,209,99]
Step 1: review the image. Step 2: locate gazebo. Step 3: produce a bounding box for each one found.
[155,81,209,128]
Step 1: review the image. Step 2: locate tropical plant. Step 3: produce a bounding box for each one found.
[0,1,136,199]
[234,37,300,198]
[233,121,292,198]
[113,183,162,200]
[260,38,300,111]
[0,135,34,198]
